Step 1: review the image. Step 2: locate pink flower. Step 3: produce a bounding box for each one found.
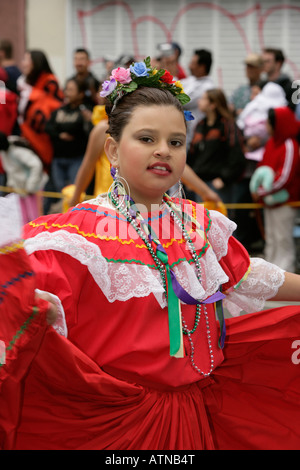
[110,67,132,84]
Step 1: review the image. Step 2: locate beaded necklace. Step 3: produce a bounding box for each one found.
[109,190,224,377]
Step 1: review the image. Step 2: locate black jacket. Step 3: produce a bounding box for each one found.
[187,116,246,185]
[45,104,93,159]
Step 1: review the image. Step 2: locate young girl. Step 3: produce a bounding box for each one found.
[17,50,63,170]
[45,78,93,193]
[187,88,246,203]
[250,106,300,272]
[1,58,300,451]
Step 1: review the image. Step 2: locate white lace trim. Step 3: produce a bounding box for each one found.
[35,289,68,337]
[26,207,282,315]
[0,193,23,246]
[207,210,237,260]
[24,229,230,308]
[25,231,165,304]
[224,257,286,316]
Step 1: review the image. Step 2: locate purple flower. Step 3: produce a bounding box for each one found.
[100,78,117,97]
[130,62,150,77]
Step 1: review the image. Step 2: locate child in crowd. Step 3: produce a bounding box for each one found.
[1,58,300,451]
[187,88,246,204]
[237,81,287,162]
[250,106,300,272]
[0,132,47,223]
[45,78,93,192]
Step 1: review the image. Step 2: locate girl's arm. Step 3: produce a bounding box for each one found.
[270,272,300,302]
[182,164,222,204]
[69,120,108,207]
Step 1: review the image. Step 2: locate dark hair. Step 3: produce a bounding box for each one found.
[206,88,233,120]
[105,87,186,141]
[25,50,54,86]
[252,79,268,90]
[0,132,9,151]
[0,39,13,59]
[268,108,276,129]
[65,77,87,95]
[172,42,182,57]
[74,48,90,59]
[194,49,212,74]
[263,48,285,64]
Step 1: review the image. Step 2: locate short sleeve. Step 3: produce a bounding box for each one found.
[206,210,286,316]
[224,258,286,316]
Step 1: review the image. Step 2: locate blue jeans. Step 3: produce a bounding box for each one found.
[51,157,83,193]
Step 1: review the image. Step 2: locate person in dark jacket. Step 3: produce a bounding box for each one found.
[262,48,294,108]
[45,78,93,193]
[187,88,246,204]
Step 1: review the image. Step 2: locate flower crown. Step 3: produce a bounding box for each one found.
[100,56,194,120]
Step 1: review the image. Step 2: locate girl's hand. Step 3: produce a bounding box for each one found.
[59,132,74,141]
[203,187,222,204]
[212,178,225,190]
[35,292,58,325]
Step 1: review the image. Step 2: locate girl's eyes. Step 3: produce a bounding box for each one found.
[138,137,183,147]
[139,136,153,143]
[170,140,183,147]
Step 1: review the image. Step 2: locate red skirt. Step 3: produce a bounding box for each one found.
[1,249,300,450]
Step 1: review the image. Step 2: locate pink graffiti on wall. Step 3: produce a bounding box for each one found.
[77,1,300,80]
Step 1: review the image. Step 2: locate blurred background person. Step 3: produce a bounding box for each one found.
[230,53,264,116]
[181,49,214,148]
[262,47,294,107]
[250,107,300,272]
[45,77,93,194]
[157,42,187,80]
[0,131,48,223]
[0,39,21,95]
[187,88,246,207]
[70,48,100,107]
[17,49,63,171]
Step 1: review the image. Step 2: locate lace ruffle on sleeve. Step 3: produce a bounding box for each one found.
[224,257,286,316]
[206,210,237,261]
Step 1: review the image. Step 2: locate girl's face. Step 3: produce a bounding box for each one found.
[105,105,187,210]
[22,52,33,76]
[64,80,83,105]
[198,92,214,114]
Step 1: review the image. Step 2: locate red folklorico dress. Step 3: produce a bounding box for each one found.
[1,193,300,450]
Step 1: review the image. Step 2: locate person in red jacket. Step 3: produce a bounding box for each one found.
[250,106,300,272]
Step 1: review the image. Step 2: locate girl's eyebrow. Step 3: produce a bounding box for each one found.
[135,129,186,139]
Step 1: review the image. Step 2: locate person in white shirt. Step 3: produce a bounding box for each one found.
[181,49,214,148]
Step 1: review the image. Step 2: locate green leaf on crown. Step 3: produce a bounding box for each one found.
[177,93,191,105]
[144,56,151,68]
[122,81,138,93]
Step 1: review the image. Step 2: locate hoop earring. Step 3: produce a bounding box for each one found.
[107,167,131,209]
[168,179,185,200]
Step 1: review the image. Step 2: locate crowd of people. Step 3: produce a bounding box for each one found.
[1,39,300,273]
